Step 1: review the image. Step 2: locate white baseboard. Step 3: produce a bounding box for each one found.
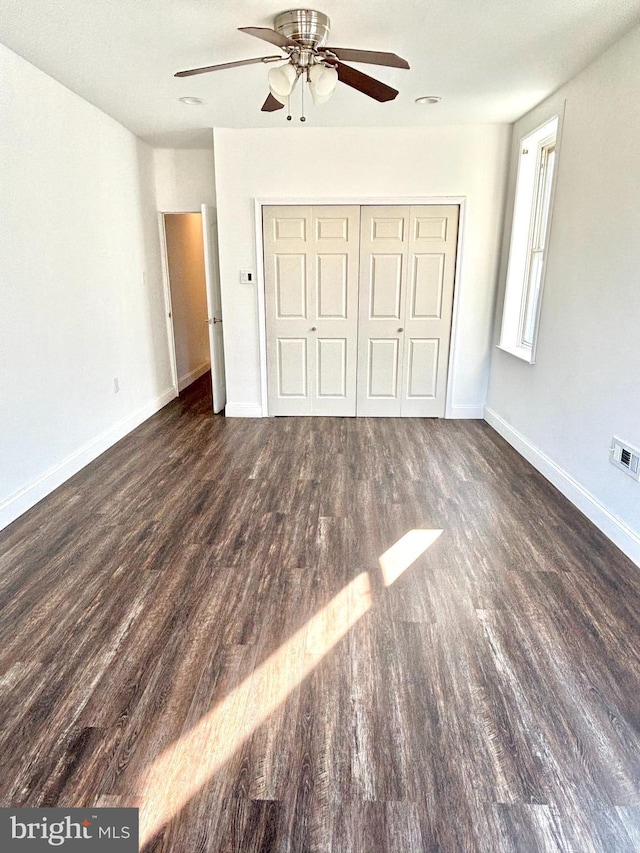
[177,361,210,392]
[225,402,264,418]
[0,387,177,531]
[446,404,485,419]
[484,407,640,568]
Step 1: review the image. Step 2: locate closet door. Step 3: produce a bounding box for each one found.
[264,205,360,415]
[356,206,410,416]
[402,205,459,417]
[357,204,459,417]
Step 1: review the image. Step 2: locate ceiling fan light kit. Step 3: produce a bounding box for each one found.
[309,63,338,97]
[175,8,410,121]
[268,61,298,103]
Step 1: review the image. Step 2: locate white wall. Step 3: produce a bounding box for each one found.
[486,24,640,566]
[0,44,174,529]
[164,213,210,390]
[213,125,510,418]
[153,147,216,212]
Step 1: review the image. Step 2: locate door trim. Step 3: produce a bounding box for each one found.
[255,196,467,418]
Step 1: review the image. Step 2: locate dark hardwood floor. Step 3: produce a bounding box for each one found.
[0,373,639,852]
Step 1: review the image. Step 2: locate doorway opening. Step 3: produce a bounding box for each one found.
[159,206,226,414]
[163,213,210,392]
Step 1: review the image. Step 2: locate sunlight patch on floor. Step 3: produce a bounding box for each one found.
[378,529,443,586]
[138,571,372,846]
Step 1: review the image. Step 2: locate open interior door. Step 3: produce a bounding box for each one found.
[201,204,226,414]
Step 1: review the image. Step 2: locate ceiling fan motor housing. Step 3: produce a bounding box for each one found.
[275,9,330,49]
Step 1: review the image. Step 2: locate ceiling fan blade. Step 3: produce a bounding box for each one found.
[175,56,282,77]
[333,61,399,102]
[261,93,285,112]
[238,26,299,50]
[324,48,409,69]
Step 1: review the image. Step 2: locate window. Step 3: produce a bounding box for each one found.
[499,116,559,362]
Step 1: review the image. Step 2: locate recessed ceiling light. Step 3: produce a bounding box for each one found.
[179,96,204,106]
[415,96,442,105]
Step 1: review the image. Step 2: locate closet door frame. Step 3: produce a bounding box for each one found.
[255,196,466,418]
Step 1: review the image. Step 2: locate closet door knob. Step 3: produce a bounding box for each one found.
[311,326,317,331]
[397,327,404,332]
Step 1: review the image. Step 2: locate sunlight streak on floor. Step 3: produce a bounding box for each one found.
[378,529,443,586]
[138,571,372,846]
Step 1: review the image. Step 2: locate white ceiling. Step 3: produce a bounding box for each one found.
[2,0,640,146]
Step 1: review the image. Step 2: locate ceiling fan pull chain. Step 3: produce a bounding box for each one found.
[300,72,306,122]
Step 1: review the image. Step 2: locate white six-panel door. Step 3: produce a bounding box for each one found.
[264,204,458,417]
[356,206,410,416]
[357,205,458,417]
[264,206,360,416]
[404,205,459,416]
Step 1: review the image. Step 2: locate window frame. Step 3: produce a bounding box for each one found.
[498,115,561,363]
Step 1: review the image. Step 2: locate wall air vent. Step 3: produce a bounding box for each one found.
[610,437,640,482]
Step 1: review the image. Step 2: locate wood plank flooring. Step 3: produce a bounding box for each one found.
[0,373,638,852]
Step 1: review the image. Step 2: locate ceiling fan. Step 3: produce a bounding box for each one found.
[175,9,410,118]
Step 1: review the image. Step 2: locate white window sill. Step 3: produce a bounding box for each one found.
[496,343,535,364]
